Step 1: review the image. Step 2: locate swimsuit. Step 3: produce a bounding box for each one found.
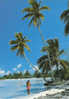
[27,86,30,90]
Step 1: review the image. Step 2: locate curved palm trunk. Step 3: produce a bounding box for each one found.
[24,54,38,71]
[56,56,61,79]
[38,26,45,43]
[56,50,61,79]
[38,26,54,79]
[47,53,54,79]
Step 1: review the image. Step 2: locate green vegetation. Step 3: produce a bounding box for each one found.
[1,67,69,80]
[37,39,69,80]
[0,70,43,79]
[23,70,32,78]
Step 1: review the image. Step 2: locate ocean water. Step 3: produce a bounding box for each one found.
[0,78,46,99]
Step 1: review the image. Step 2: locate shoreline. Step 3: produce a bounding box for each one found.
[16,88,65,99]
[0,78,44,80]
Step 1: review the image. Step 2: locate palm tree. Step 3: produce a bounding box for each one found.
[22,0,51,74]
[22,0,50,42]
[60,0,69,35]
[37,55,51,74]
[9,32,31,57]
[42,39,65,69]
[9,32,37,70]
[37,38,68,79]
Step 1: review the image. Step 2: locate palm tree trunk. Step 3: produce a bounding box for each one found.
[38,26,45,43]
[24,54,38,71]
[38,26,54,79]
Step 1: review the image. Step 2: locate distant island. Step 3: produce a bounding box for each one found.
[0,70,43,79]
[0,67,69,81]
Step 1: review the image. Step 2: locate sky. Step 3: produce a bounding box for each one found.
[0,0,69,75]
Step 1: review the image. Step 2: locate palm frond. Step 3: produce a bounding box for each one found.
[23,43,31,51]
[58,50,64,56]
[15,33,20,40]
[22,13,33,20]
[54,38,59,49]
[15,32,23,40]
[39,61,45,69]
[24,40,31,42]
[18,32,23,40]
[60,60,69,69]
[65,23,69,35]
[17,46,25,56]
[47,39,54,45]
[60,9,69,20]
[9,40,18,45]
[40,61,50,73]
[39,13,44,20]
[37,55,48,64]
[41,46,48,52]
[31,0,39,9]
[19,49,24,56]
[33,17,37,26]
[10,45,18,51]
[64,16,69,24]
[40,6,50,11]
[22,8,34,13]
[28,16,35,27]
[28,0,35,5]
[42,64,47,73]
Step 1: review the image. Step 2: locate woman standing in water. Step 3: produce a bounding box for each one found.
[26,80,31,95]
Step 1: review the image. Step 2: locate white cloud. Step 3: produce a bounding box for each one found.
[17,71,20,73]
[6,71,11,75]
[0,69,5,74]
[0,69,6,76]
[13,68,17,71]
[17,64,22,69]
[0,68,11,76]
[12,64,22,72]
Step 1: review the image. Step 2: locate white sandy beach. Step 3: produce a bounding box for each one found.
[16,88,65,99]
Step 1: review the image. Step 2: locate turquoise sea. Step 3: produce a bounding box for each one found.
[0,78,69,99]
[0,78,46,99]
